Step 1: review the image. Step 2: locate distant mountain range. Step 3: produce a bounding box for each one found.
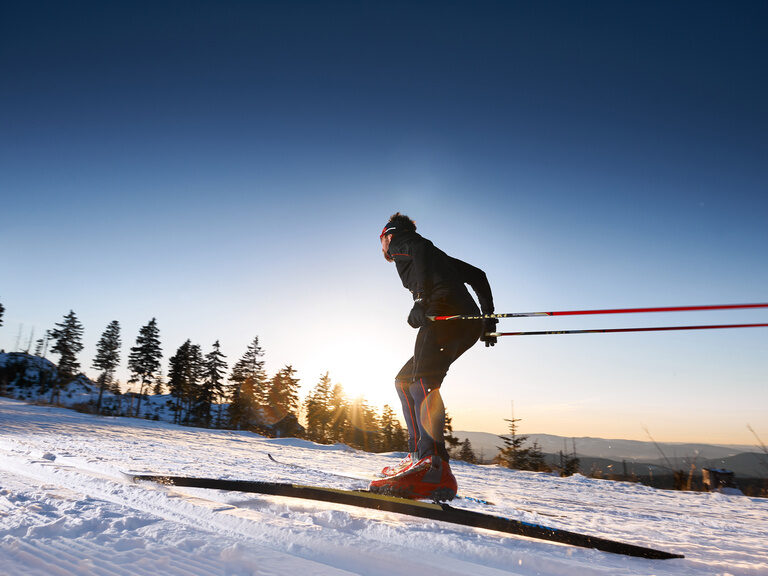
[454,431,768,478]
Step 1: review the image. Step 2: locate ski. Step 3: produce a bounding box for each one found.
[126,473,683,560]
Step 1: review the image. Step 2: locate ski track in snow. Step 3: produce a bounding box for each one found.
[1,398,766,576]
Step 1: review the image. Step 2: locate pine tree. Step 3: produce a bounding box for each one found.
[304,372,333,443]
[34,330,51,358]
[92,320,121,413]
[167,340,203,424]
[326,383,349,443]
[379,403,397,451]
[196,340,227,428]
[347,396,380,451]
[189,343,214,428]
[497,416,539,470]
[152,371,165,395]
[527,440,549,472]
[457,439,478,464]
[0,300,4,327]
[210,340,229,427]
[185,343,204,422]
[167,340,192,424]
[558,439,581,476]
[127,318,162,417]
[379,404,408,452]
[264,365,301,431]
[444,412,462,458]
[49,310,84,403]
[227,337,267,430]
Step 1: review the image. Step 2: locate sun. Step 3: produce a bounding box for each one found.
[304,335,400,412]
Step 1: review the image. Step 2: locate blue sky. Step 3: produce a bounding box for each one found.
[1,1,766,443]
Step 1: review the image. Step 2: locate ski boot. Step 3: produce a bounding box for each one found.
[369,455,457,501]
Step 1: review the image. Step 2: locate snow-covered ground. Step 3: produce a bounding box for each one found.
[1,398,766,576]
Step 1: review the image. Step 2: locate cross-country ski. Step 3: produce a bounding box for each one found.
[126,471,683,559]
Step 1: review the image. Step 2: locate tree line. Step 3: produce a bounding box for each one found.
[0,309,477,459]
[1,305,571,470]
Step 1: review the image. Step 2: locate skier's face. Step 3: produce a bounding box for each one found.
[381,233,394,262]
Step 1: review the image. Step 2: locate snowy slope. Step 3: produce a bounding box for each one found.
[1,398,766,576]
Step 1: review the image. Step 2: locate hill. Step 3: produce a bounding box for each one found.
[455,430,757,463]
[455,430,768,485]
[2,397,768,575]
[4,351,765,482]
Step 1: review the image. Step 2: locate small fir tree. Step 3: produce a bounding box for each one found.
[227,337,267,430]
[190,353,214,427]
[92,320,121,413]
[167,340,192,423]
[327,383,349,443]
[49,310,84,403]
[444,412,462,458]
[497,416,531,470]
[127,318,162,417]
[347,396,380,452]
[152,371,165,395]
[379,403,408,452]
[203,340,227,428]
[167,340,203,424]
[186,343,205,422]
[457,439,478,464]
[263,365,301,430]
[527,440,549,472]
[558,439,581,476]
[191,340,227,428]
[304,372,334,443]
[34,330,52,358]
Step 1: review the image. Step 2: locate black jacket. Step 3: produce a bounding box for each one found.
[387,230,494,316]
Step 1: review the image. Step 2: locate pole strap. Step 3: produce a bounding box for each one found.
[430,302,768,321]
[489,323,768,337]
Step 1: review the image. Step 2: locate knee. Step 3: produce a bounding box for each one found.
[410,378,440,397]
[395,379,410,396]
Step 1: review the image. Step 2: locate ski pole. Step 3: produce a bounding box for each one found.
[489,323,768,337]
[429,302,768,321]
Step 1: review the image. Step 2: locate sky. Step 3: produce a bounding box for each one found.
[1,0,766,444]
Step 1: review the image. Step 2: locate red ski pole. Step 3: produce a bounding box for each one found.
[430,303,768,321]
[489,323,768,337]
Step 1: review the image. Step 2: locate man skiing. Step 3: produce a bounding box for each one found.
[370,213,497,501]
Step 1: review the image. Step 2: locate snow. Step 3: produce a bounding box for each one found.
[1,398,766,576]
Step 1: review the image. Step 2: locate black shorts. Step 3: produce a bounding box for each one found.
[396,319,482,386]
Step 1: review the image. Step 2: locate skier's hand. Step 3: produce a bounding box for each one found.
[480,318,498,347]
[407,300,426,328]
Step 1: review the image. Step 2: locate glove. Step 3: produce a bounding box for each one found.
[407,300,427,328]
[480,318,498,347]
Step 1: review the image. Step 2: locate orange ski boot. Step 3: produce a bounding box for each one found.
[369,455,457,501]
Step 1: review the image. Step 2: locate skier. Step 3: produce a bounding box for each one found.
[370,213,497,500]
